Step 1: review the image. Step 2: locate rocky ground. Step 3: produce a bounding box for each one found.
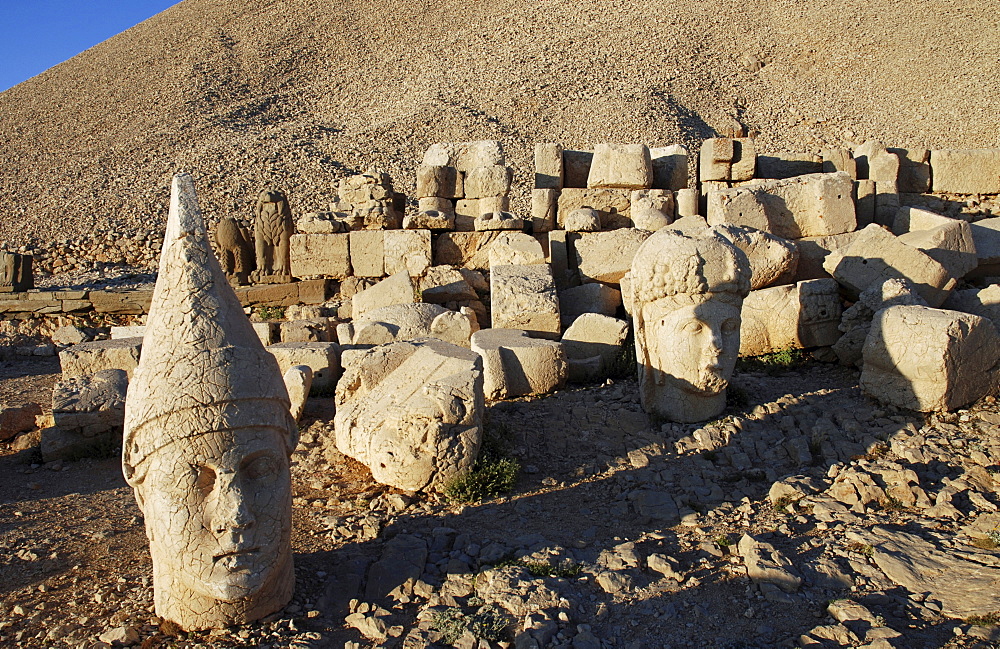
[3,354,1000,648]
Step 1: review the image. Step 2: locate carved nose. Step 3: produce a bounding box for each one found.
[212,481,254,534]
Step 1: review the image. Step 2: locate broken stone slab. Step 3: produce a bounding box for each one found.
[384,230,431,276]
[887,147,931,193]
[531,188,558,233]
[51,325,89,346]
[561,314,630,382]
[488,232,546,267]
[558,283,623,327]
[943,285,1000,330]
[713,224,799,290]
[739,279,842,356]
[279,318,334,343]
[847,525,1000,619]
[650,145,688,191]
[58,338,142,379]
[574,229,652,285]
[432,231,504,270]
[415,164,463,199]
[861,305,1000,411]
[267,341,342,391]
[833,278,928,367]
[339,303,475,348]
[52,368,128,438]
[794,231,861,282]
[403,210,455,231]
[563,208,602,232]
[110,326,146,340]
[419,266,478,303]
[557,188,631,229]
[706,172,856,239]
[490,264,561,339]
[471,329,567,401]
[334,338,484,492]
[897,217,977,280]
[289,233,350,279]
[823,224,956,307]
[283,365,312,422]
[424,141,505,173]
[930,149,1000,195]
[755,152,822,179]
[534,143,563,190]
[587,144,653,190]
[349,230,385,277]
[0,403,42,441]
[737,534,802,593]
[464,165,513,199]
[351,271,417,319]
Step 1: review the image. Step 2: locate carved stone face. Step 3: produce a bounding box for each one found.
[639,293,742,395]
[137,426,291,603]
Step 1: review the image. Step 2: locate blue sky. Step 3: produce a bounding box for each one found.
[0,1,178,92]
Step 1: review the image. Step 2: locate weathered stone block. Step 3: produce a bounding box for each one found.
[267,341,342,390]
[557,188,631,229]
[559,283,623,326]
[854,179,876,228]
[342,303,475,347]
[587,143,653,189]
[59,338,142,379]
[967,216,1000,272]
[89,290,153,315]
[820,148,858,179]
[564,208,602,232]
[531,188,558,233]
[823,224,956,307]
[675,188,699,219]
[110,326,146,340]
[548,230,576,291]
[488,232,546,267]
[433,231,504,270]
[574,229,652,284]
[730,138,757,182]
[490,264,561,338]
[714,225,799,290]
[335,339,483,492]
[700,138,735,182]
[756,153,822,179]
[930,149,1000,195]
[404,208,455,231]
[416,165,462,199]
[349,230,385,277]
[650,145,688,191]
[289,233,350,279]
[352,271,417,319]
[740,279,842,356]
[535,143,564,190]
[243,283,300,307]
[424,141,504,172]
[561,314,630,382]
[454,199,480,231]
[279,318,334,343]
[52,368,128,438]
[897,217,977,280]
[887,147,931,193]
[706,172,856,239]
[794,231,862,282]
[471,329,567,400]
[464,165,512,199]
[384,229,431,276]
[861,305,1000,411]
[943,285,1000,329]
[562,149,594,188]
[419,266,478,303]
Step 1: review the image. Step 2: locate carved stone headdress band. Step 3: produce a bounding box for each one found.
[629,227,751,306]
[122,174,297,483]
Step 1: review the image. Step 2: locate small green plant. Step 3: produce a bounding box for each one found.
[771,495,796,513]
[491,556,581,578]
[736,348,808,375]
[965,612,1000,627]
[971,536,1000,550]
[257,305,286,320]
[430,604,511,644]
[846,541,874,557]
[444,418,519,503]
[881,496,905,512]
[714,534,733,548]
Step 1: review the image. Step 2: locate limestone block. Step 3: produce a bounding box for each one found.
[52,368,128,438]
[471,329,567,400]
[464,165,512,199]
[0,404,41,441]
[562,150,594,188]
[59,338,142,379]
[875,180,900,226]
[887,147,931,193]
[833,278,928,367]
[740,280,842,356]
[349,230,385,277]
[283,366,312,422]
[561,314,630,382]
[868,150,901,183]
[558,187,632,229]
[488,232,546,267]
[548,230,576,291]
[384,230,431,276]
[630,190,675,230]
[531,189,558,233]
[343,303,475,347]
[891,207,952,235]
[930,149,1000,195]
[478,196,512,217]
[424,141,504,172]
[755,153,822,179]
[433,232,504,270]
[861,305,1000,411]
[823,224,956,307]
[559,283,623,327]
[897,218,977,280]
[699,138,734,182]
[335,339,484,492]
[852,140,883,179]
[650,145,689,190]
[474,212,522,232]
[267,342,342,390]
[730,138,757,182]
[575,229,652,284]
[675,188,700,218]
[587,144,653,190]
[252,322,278,346]
[490,264,561,339]
[403,210,455,231]
[416,165,462,199]
[50,326,87,346]
[706,172,856,239]
[454,199,480,231]
[714,225,799,290]
[111,326,146,340]
[943,285,1000,329]
[289,233,350,279]
[854,179,876,228]
[419,266,478,303]
[534,143,564,190]
[352,271,417,319]
[820,148,858,179]
[564,208,602,232]
[969,217,1000,270]
[279,318,334,343]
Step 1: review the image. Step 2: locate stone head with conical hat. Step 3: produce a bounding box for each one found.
[123,173,297,630]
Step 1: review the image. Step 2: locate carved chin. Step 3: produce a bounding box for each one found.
[692,370,729,395]
[199,567,265,602]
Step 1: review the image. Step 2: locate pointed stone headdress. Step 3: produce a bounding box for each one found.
[123,173,297,483]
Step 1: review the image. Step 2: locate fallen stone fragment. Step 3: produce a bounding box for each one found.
[574,229,651,284]
[471,329,567,401]
[339,303,475,348]
[833,277,927,366]
[561,314,629,382]
[0,403,42,441]
[714,224,799,290]
[351,271,417,319]
[737,534,802,593]
[587,143,652,190]
[490,264,561,339]
[335,339,484,492]
[739,279,842,356]
[419,266,478,304]
[58,338,142,379]
[267,341,342,391]
[283,365,312,422]
[488,232,546,267]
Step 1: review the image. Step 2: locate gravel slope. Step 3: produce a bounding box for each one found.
[0,0,998,246]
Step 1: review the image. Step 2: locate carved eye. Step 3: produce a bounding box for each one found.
[244,455,278,481]
[682,320,704,334]
[722,319,740,334]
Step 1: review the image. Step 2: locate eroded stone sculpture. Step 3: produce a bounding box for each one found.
[214,217,255,284]
[627,228,751,422]
[252,189,293,283]
[123,174,297,630]
[0,251,33,292]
